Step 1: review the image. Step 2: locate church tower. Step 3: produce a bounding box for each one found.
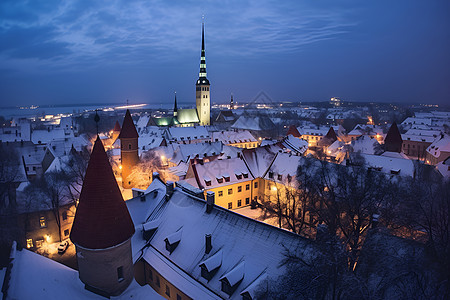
[230,93,234,110]
[173,92,178,117]
[196,22,210,126]
[119,109,139,188]
[70,137,135,297]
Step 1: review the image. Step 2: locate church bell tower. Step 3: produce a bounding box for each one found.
[196,22,210,126]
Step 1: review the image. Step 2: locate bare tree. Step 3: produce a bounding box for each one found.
[127,151,164,190]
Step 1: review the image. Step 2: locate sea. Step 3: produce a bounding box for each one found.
[0,102,195,119]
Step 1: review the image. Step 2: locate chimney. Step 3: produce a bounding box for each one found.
[152,172,160,182]
[165,181,174,199]
[205,234,212,254]
[206,191,215,213]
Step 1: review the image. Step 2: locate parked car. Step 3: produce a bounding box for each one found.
[58,241,69,254]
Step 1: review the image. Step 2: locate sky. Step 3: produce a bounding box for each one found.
[0,0,449,107]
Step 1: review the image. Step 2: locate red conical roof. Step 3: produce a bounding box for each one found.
[287,125,301,138]
[70,137,135,249]
[118,109,138,139]
[384,122,403,152]
[113,120,121,132]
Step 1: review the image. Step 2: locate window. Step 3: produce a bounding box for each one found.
[228,202,232,209]
[238,186,242,192]
[165,285,171,297]
[245,184,250,190]
[205,180,211,186]
[143,267,151,281]
[39,216,46,228]
[236,174,242,180]
[128,144,132,150]
[26,239,33,248]
[278,174,282,181]
[237,199,242,207]
[268,172,274,179]
[224,176,230,182]
[217,178,223,184]
[177,294,182,300]
[62,211,68,221]
[245,197,250,205]
[156,276,160,287]
[35,240,43,248]
[254,182,258,188]
[117,266,124,282]
[228,188,233,195]
[64,229,69,236]
[243,173,248,179]
[218,191,223,197]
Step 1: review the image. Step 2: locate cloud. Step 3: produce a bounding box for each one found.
[0,0,355,72]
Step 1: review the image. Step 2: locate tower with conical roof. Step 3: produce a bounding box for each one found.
[70,137,135,296]
[112,120,121,142]
[230,93,234,110]
[119,109,139,188]
[384,122,403,153]
[196,22,211,126]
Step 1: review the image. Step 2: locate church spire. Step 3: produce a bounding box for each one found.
[230,93,234,110]
[198,22,208,82]
[173,91,178,117]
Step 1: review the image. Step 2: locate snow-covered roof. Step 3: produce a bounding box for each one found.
[186,157,253,190]
[401,117,432,126]
[357,153,415,177]
[282,135,308,155]
[166,126,210,141]
[241,145,280,178]
[199,249,223,272]
[351,135,381,155]
[4,243,163,299]
[31,128,69,144]
[426,134,450,158]
[137,188,316,299]
[211,130,257,144]
[264,152,301,184]
[231,115,275,131]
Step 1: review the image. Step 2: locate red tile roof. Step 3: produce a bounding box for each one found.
[118,109,138,139]
[113,120,121,132]
[286,125,301,138]
[70,136,135,249]
[384,122,403,152]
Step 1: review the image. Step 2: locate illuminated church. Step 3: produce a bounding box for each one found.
[152,23,210,127]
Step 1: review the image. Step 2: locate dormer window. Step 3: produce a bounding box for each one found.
[224,174,230,182]
[277,174,282,181]
[204,176,212,186]
[216,176,223,184]
[220,262,245,296]
[199,250,222,280]
[164,229,182,254]
[268,172,274,179]
[243,172,249,179]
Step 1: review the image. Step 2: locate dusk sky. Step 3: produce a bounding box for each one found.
[0,0,449,106]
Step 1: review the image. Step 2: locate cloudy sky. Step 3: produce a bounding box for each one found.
[0,0,449,106]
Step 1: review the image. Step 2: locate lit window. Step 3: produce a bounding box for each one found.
[246,184,250,190]
[228,188,233,195]
[39,216,46,228]
[26,239,33,248]
[35,240,43,248]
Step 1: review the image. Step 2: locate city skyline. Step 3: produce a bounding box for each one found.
[0,0,449,106]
